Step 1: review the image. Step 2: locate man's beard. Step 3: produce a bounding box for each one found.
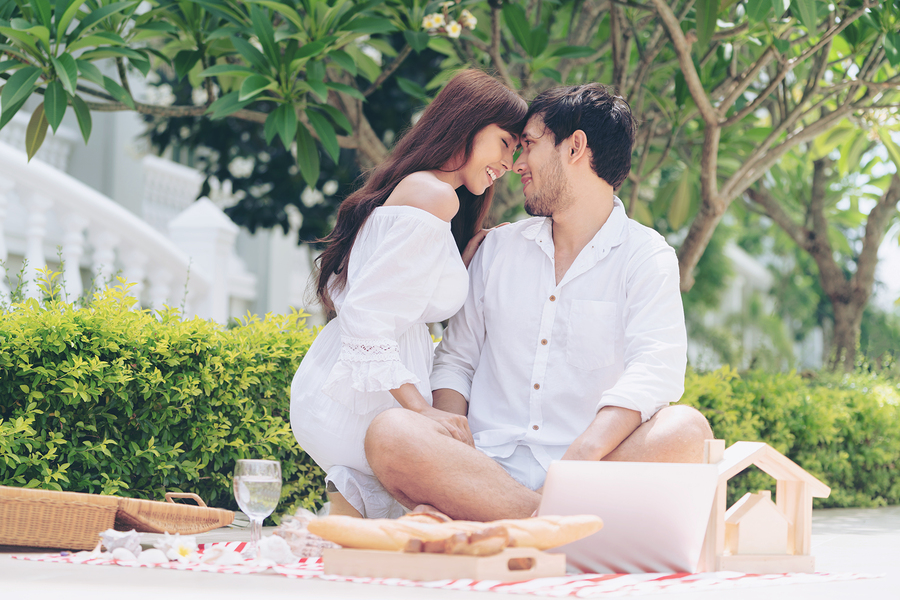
[523,151,574,217]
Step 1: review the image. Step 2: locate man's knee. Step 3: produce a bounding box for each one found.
[656,404,714,441]
[365,408,416,463]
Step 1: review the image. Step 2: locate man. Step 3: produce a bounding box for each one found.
[365,84,713,521]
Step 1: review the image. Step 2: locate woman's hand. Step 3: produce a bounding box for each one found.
[461,223,510,268]
[416,405,475,447]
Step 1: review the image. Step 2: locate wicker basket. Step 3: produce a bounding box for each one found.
[0,487,234,550]
[0,486,119,550]
[115,492,234,534]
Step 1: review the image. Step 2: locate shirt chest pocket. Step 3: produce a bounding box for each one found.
[566,300,617,370]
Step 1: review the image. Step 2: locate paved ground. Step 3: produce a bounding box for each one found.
[2,506,898,599]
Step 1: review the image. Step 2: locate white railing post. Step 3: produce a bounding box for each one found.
[61,212,88,301]
[0,176,13,299]
[121,248,148,304]
[168,198,238,322]
[24,192,52,299]
[148,267,173,313]
[89,228,119,291]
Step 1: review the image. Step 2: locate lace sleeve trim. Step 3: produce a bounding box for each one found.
[338,336,401,362]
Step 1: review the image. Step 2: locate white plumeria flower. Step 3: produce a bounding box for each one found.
[440,1,455,9]
[422,13,439,30]
[228,156,255,178]
[153,533,199,563]
[446,20,462,38]
[460,9,477,29]
[432,13,446,27]
[322,180,339,195]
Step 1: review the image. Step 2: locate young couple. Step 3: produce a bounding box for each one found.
[290,70,713,521]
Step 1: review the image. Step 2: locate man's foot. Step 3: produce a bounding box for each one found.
[327,492,362,518]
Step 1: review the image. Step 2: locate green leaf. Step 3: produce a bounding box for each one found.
[32,0,52,29]
[403,30,430,53]
[56,0,83,40]
[173,49,202,80]
[25,102,48,161]
[295,122,319,188]
[1,66,41,117]
[668,168,693,229]
[272,103,297,149]
[313,103,352,134]
[745,0,770,21]
[71,94,91,144]
[102,75,135,109]
[790,0,817,35]
[75,59,104,87]
[245,1,306,32]
[696,0,720,49]
[206,91,253,119]
[340,16,396,35]
[884,33,900,68]
[327,49,356,76]
[306,108,338,163]
[771,0,789,18]
[230,35,270,73]
[325,81,364,102]
[0,94,28,131]
[530,27,549,57]
[0,60,26,74]
[67,32,128,53]
[502,3,532,55]
[238,73,276,101]
[396,76,427,101]
[199,64,257,77]
[51,52,78,96]
[551,45,594,59]
[295,39,328,61]
[67,1,138,43]
[263,106,279,144]
[0,26,42,56]
[539,67,562,83]
[249,3,280,66]
[877,128,900,172]
[43,79,67,133]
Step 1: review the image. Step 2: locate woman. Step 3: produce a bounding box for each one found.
[291,70,527,519]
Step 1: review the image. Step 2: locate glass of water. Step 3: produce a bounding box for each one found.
[233,459,282,559]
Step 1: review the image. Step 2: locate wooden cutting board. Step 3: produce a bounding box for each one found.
[323,547,566,582]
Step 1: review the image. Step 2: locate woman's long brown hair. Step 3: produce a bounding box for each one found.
[315,69,527,313]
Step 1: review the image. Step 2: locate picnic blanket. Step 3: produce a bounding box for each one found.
[14,542,880,597]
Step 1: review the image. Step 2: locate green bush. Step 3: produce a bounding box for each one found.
[0,281,323,519]
[2,279,898,515]
[682,367,900,508]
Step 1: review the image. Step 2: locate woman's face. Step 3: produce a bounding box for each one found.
[457,124,518,195]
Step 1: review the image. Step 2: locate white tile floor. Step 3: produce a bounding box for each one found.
[2,506,898,599]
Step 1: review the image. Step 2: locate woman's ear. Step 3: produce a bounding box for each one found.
[568,130,589,163]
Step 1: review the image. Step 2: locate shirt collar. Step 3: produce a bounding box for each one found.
[521,196,629,259]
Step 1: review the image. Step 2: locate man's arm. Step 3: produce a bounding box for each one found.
[561,406,642,461]
[433,388,469,416]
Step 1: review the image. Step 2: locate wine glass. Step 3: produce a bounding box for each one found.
[233,459,282,559]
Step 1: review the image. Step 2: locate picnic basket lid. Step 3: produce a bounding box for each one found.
[115,492,234,534]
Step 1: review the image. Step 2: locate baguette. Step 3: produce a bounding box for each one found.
[307,514,602,551]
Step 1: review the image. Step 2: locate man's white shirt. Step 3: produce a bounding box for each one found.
[430,198,687,471]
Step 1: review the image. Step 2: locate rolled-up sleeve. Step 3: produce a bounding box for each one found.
[596,245,687,421]
[430,241,489,401]
[322,216,448,414]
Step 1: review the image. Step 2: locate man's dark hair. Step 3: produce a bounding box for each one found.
[526,84,636,189]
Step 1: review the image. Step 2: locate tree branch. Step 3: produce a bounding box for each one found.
[489,0,516,89]
[649,0,718,126]
[116,57,131,96]
[364,44,413,97]
[745,186,808,249]
[855,175,900,293]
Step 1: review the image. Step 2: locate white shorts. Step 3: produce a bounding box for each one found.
[489,444,549,491]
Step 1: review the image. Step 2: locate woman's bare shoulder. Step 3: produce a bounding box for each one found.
[383,172,459,222]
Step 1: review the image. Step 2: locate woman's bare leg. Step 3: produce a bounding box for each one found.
[327,492,363,518]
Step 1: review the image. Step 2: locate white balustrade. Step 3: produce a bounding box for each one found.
[148,267,173,312]
[142,154,205,234]
[61,213,88,300]
[0,176,13,298]
[89,228,119,290]
[121,248,148,303]
[24,193,52,299]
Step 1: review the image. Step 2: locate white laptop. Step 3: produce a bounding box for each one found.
[537,460,718,574]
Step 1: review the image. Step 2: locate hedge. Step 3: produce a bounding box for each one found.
[1,283,898,515]
[0,282,323,519]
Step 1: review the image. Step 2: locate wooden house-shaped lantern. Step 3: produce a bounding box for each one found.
[699,441,831,574]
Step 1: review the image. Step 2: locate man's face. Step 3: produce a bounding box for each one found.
[513,116,573,217]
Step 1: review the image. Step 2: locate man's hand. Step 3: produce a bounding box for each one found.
[562,406,642,462]
[415,405,475,447]
[461,223,509,268]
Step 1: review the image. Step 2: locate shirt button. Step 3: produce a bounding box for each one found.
[541,339,548,345]
[533,383,540,390]
[532,425,539,430]
[549,295,556,301]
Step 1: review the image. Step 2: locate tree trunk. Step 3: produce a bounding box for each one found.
[829,300,864,371]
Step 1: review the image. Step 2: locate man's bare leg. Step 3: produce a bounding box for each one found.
[603,405,713,463]
[327,492,363,518]
[365,408,540,521]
